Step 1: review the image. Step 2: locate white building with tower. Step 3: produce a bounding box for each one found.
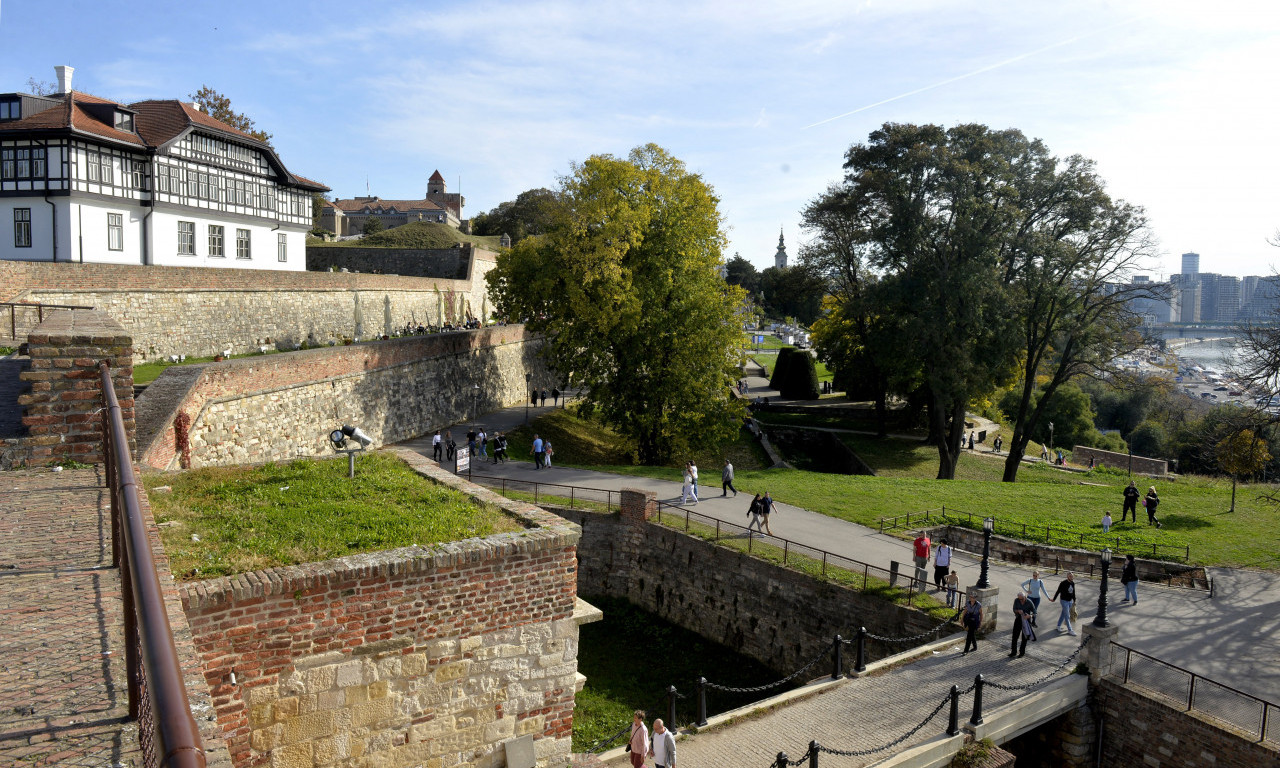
[0,66,327,270]
[774,228,788,269]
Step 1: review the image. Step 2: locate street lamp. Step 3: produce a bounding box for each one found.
[472,383,481,421]
[1093,548,1113,628]
[524,373,532,424]
[1048,422,1054,455]
[976,517,994,589]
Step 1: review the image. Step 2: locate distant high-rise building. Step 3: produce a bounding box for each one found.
[774,228,789,269]
[1198,274,1241,322]
[1181,252,1200,275]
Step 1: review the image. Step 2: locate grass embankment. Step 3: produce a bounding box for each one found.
[746,351,832,383]
[574,597,802,751]
[145,452,522,580]
[308,221,502,250]
[133,350,284,385]
[515,409,1278,569]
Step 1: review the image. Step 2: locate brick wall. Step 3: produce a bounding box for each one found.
[1097,678,1279,767]
[136,325,548,470]
[556,497,955,676]
[1071,445,1168,475]
[179,451,583,768]
[2,310,134,467]
[0,258,495,363]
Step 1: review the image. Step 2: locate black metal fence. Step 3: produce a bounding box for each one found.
[1107,642,1278,745]
[101,363,207,768]
[880,506,1192,563]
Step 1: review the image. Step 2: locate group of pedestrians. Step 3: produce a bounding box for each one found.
[1120,480,1163,528]
[531,434,554,469]
[629,711,677,768]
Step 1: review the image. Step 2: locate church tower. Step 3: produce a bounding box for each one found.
[774,228,789,269]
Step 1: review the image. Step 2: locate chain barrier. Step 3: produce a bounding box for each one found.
[811,691,954,759]
[706,645,832,693]
[858,610,960,644]
[583,694,669,754]
[984,636,1090,692]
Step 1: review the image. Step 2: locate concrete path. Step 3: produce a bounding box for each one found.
[405,396,1280,705]
[0,467,140,766]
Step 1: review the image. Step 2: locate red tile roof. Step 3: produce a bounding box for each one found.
[0,92,144,146]
[327,197,444,213]
[429,169,445,182]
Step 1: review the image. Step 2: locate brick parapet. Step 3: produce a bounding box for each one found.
[178,452,580,767]
[1071,445,1167,475]
[6,309,134,466]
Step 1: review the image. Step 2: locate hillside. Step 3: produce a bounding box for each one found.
[309,222,504,250]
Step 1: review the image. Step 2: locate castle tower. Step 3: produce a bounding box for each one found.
[427,169,446,196]
[774,228,789,269]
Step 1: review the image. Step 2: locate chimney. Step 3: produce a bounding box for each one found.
[184,102,203,113]
[54,65,74,95]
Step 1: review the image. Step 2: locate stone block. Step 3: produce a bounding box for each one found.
[269,740,313,768]
[434,661,471,683]
[280,710,335,746]
[351,696,397,728]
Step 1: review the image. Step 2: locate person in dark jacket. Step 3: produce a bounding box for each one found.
[1121,554,1139,604]
[961,593,983,654]
[1049,572,1077,635]
[1145,486,1162,528]
[1010,591,1036,657]
[1122,481,1140,522]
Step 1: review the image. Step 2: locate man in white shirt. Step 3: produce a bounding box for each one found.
[431,430,442,461]
[649,718,676,768]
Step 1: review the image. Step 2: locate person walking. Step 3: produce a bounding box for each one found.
[1021,570,1049,627]
[944,570,960,608]
[552,387,560,406]
[933,539,952,591]
[1145,486,1163,528]
[1121,554,1139,604]
[961,593,983,654]
[745,494,764,533]
[1009,591,1036,657]
[477,428,488,459]
[681,467,696,505]
[431,430,442,462]
[1049,572,1077,636]
[540,388,548,407]
[968,432,975,450]
[543,439,554,467]
[1121,480,1140,523]
[721,459,738,497]
[912,532,931,586]
[760,491,777,535]
[445,431,456,462]
[532,434,545,469]
[1101,511,1113,534]
[492,432,505,463]
[628,711,649,768]
[649,718,676,768]
[688,461,699,502]
[1041,444,1049,461]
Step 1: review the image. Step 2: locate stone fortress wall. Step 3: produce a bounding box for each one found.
[137,324,549,471]
[0,253,497,363]
[177,450,586,768]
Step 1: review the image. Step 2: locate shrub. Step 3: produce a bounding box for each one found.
[769,347,820,400]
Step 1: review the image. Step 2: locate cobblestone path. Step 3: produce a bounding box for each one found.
[676,636,1088,768]
[0,467,140,766]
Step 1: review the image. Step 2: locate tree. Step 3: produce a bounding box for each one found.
[362,216,384,235]
[26,77,56,96]
[470,188,563,244]
[1217,429,1271,512]
[188,86,272,145]
[312,193,326,228]
[486,144,746,463]
[759,265,827,324]
[724,253,760,295]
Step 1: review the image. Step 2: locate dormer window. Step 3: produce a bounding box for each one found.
[0,98,18,120]
[113,111,134,132]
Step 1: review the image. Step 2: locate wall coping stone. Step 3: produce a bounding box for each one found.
[179,446,579,611]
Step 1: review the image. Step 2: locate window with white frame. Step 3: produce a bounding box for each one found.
[209,225,224,257]
[236,228,251,259]
[0,149,13,179]
[14,208,31,247]
[177,221,195,255]
[277,232,287,262]
[107,213,123,251]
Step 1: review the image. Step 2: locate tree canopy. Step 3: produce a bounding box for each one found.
[470,188,563,244]
[485,144,746,463]
[188,86,273,145]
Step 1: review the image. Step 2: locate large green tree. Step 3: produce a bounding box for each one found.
[486,144,746,463]
[724,253,760,295]
[759,265,827,324]
[471,188,563,244]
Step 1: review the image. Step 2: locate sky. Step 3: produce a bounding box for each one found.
[3,0,1279,279]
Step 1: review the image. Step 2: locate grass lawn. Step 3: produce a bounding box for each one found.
[144,452,523,579]
[512,410,1277,569]
[747,352,832,383]
[133,350,284,385]
[574,596,801,751]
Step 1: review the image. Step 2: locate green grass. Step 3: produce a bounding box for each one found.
[574,596,802,751]
[307,221,503,250]
[747,352,832,383]
[133,349,284,385]
[0,346,14,356]
[144,452,523,579]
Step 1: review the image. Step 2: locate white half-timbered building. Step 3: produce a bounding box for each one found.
[0,67,327,270]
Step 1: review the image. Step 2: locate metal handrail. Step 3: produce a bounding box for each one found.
[100,362,206,768]
[2,300,94,339]
[1110,641,1278,744]
[880,506,1191,563]
[465,473,941,609]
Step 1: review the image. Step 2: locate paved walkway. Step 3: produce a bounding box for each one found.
[0,467,140,767]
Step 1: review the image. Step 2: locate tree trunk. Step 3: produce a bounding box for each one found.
[875,388,888,439]
[933,395,964,480]
[1230,475,1237,512]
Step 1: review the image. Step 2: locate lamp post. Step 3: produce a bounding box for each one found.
[524,373,532,424]
[1048,421,1054,456]
[1093,548,1112,628]
[472,383,481,421]
[976,517,994,589]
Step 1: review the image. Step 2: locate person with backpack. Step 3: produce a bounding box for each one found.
[961,593,983,654]
[1121,554,1139,604]
[746,494,764,533]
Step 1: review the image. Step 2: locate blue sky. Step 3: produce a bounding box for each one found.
[3,0,1279,278]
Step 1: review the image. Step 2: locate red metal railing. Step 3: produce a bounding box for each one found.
[100,362,206,768]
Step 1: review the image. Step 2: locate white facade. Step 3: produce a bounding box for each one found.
[1,93,323,271]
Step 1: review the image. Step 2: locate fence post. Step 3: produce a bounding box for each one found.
[571,487,575,509]
[809,741,819,768]
[822,551,827,578]
[667,685,677,728]
[855,627,866,673]
[1187,676,1196,712]
[969,674,985,727]
[947,684,960,735]
[775,753,789,768]
[832,635,843,680]
[696,677,707,727]
[1045,524,1051,544]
